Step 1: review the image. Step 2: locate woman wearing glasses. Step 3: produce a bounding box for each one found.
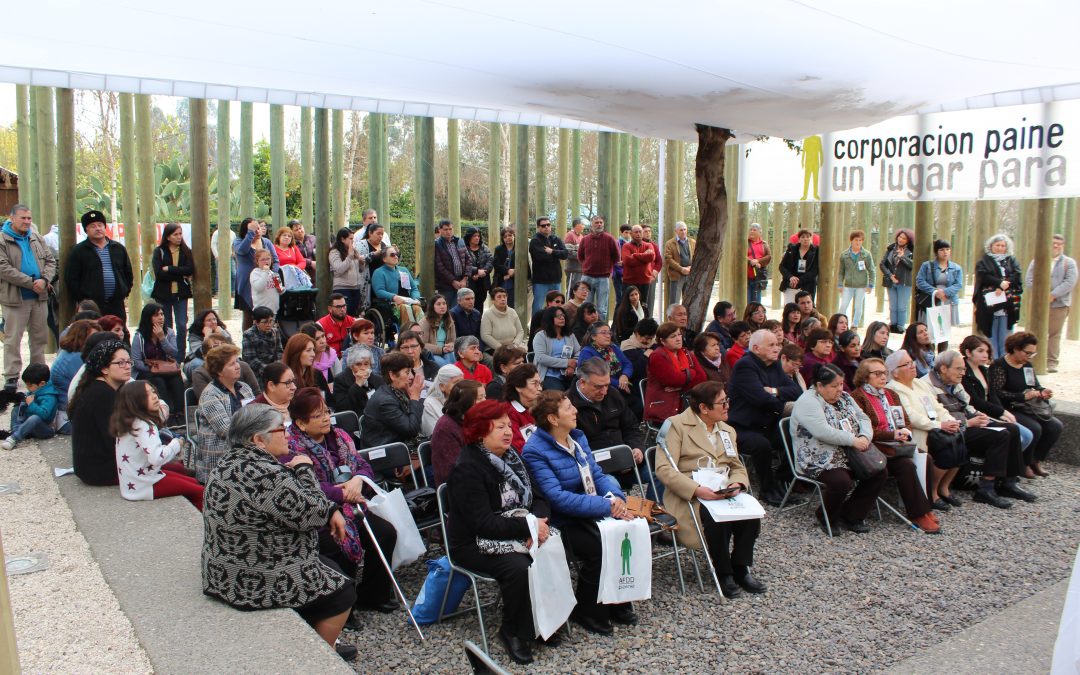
[70,339,138,485]
[371,246,424,326]
[987,332,1063,478]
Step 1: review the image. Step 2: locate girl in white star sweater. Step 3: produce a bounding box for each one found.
[111,381,204,510]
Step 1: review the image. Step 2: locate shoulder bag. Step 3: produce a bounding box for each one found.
[843,444,887,480]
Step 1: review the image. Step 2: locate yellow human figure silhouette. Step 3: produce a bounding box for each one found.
[801,135,823,201]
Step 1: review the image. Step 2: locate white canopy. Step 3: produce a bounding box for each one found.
[5,0,1080,139]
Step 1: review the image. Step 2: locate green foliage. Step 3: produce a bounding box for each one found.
[390,189,414,219]
[76,175,116,215]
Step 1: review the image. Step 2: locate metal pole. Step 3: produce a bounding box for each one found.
[359,517,426,640]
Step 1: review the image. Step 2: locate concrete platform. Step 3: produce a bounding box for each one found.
[882,578,1068,675]
[38,438,352,675]
[1050,400,1080,467]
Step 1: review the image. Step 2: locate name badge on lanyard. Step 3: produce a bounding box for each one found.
[889,405,905,429]
[797,259,807,273]
[920,396,937,420]
[399,270,412,290]
[1023,367,1036,387]
[719,431,736,457]
[840,418,853,434]
[857,260,866,272]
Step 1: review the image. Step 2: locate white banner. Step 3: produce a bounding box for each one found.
[738,100,1080,202]
[75,222,193,247]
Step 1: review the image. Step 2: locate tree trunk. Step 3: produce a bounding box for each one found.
[597,132,612,223]
[1030,199,1054,373]
[332,109,345,227]
[216,100,232,319]
[189,99,212,311]
[629,137,641,226]
[675,141,687,222]
[135,95,156,288]
[119,93,141,318]
[56,89,76,327]
[270,104,286,227]
[534,126,546,222]
[367,113,383,224]
[508,126,519,226]
[26,87,39,219]
[314,109,331,310]
[240,103,255,217]
[663,140,678,233]
[301,107,313,228]
[487,123,502,242]
[34,87,57,237]
[344,112,360,224]
[911,201,935,322]
[416,117,435,300]
[683,125,733,330]
[555,128,569,236]
[448,118,461,226]
[513,125,530,324]
[1067,198,1080,340]
[15,85,32,205]
[570,130,582,223]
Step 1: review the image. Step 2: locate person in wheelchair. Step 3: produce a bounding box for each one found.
[371,246,423,327]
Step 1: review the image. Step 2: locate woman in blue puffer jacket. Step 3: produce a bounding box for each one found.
[521,390,638,637]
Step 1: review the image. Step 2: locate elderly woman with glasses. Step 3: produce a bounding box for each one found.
[331,346,383,419]
[849,358,939,533]
[578,322,633,395]
[371,246,423,325]
[286,387,399,618]
[655,381,766,598]
[987,331,1063,478]
[790,363,886,535]
[201,403,356,661]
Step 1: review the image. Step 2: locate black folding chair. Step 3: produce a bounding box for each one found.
[330,410,361,443]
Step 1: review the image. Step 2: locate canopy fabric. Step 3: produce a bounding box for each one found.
[5,0,1080,140]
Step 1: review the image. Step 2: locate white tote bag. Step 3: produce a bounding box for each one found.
[526,514,576,640]
[359,476,426,569]
[596,517,652,604]
[925,299,951,345]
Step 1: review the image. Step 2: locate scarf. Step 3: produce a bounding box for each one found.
[861,384,894,430]
[3,222,42,300]
[483,444,533,509]
[593,345,624,378]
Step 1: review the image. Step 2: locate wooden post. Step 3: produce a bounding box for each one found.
[34,87,57,239]
[1019,200,1039,328]
[314,109,331,310]
[270,104,286,228]
[332,109,345,227]
[367,113,383,224]
[216,100,232,320]
[188,99,212,311]
[1029,199,1054,373]
[26,87,40,219]
[508,127,519,227]
[617,134,629,226]
[300,107,313,228]
[0,532,22,674]
[555,128,569,236]
[118,93,141,319]
[911,201,934,321]
[15,85,32,205]
[416,117,435,300]
[954,201,971,298]
[135,95,156,291]
[675,141,686,222]
[772,203,791,308]
[487,123,502,243]
[664,140,679,235]
[513,125,530,323]
[1068,198,1080,340]
[570,130,582,222]
[629,137,641,226]
[816,202,839,317]
[596,132,612,223]
[239,103,255,217]
[56,89,76,327]
[534,126,547,222]
[722,145,738,303]
[447,119,461,227]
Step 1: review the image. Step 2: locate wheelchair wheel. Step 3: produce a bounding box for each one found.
[363,306,394,348]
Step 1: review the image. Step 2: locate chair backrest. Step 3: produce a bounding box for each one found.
[643,446,664,502]
[358,442,418,488]
[185,387,198,408]
[637,378,647,410]
[330,410,361,441]
[416,441,433,488]
[526,351,536,364]
[184,388,199,437]
[592,444,644,492]
[436,483,456,564]
[778,416,802,477]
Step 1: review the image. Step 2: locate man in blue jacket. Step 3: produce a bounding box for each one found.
[727,330,804,506]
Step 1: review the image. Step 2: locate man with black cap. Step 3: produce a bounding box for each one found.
[64,210,134,321]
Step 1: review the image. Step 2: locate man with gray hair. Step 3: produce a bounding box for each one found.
[0,204,56,389]
[924,350,1034,507]
[450,287,482,341]
[666,303,698,345]
[663,221,696,306]
[1025,233,1077,373]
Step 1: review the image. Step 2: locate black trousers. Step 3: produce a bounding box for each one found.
[965,424,1024,477]
[817,467,886,524]
[1012,412,1064,463]
[138,372,185,419]
[452,546,534,641]
[557,519,629,621]
[698,505,759,575]
[318,512,397,606]
[100,295,128,323]
[732,425,789,494]
[886,456,932,519]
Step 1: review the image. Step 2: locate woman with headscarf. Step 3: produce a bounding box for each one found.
[70,339,137,485]
[974,233,1024,359]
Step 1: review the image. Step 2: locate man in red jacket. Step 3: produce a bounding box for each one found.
[642,226,664,314]
[621,225,656,312]
[316,293,357,354]
[576,215,620,322]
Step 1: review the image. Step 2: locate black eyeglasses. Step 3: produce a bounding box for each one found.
[331,304,347,310]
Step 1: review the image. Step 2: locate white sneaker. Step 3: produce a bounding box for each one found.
[1,438,16,450]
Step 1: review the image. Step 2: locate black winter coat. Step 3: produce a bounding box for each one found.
[65,238,134,306]
[151,244,194,302]
[973,253,1023,335]
[777,243,819,297]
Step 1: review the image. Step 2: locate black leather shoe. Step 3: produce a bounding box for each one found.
[536,628,563,647]
[734,570,767,594]
[941,493,963,507]
[761,487,789,507]
[973,487,1013,509]
[343,611,362,632]
[842,519,871,534]
[498,627,534,665]
[335,642,358,662]
[997,479,1037,503]
[356,599,399,613]
[610,606,639,625]
[932,498,951,512]
[571,611,613,636]
[718,575,743,599]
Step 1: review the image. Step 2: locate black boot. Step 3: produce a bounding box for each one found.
[996,477,1037,503]
[972,479,1012,509]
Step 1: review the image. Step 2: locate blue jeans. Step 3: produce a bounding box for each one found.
[543,374,567,391]
[839,286,868,328]
[11,403,55,441]
[990,314,1010,359]
[1016,422,1034,451]
[746,279,762,305]
[430,351,456,367]
[500,279,515,309]
[334,288,363,316]
[888,285,911,327]
[581,275,610,322]
[532,282,561,315]
[161,298,189,359]
[613,273,625,306]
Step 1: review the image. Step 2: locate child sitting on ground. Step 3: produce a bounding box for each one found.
[110,381,204,510]
[2,363,59,450]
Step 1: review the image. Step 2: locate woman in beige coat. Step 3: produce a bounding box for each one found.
[655,381,765,599]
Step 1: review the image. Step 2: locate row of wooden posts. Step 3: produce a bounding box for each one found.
[12,86,1079,374]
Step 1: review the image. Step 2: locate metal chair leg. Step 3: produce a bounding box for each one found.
[472,583,489,654]
[877,496,919,532]
[688,549,705,592]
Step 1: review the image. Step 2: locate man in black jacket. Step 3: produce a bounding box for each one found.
[64,210,134,321]
[727,329,803,506]
[528,217,567,315]
[569,358,660,501]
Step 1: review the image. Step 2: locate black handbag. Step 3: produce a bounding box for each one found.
[404,487,437,521]
[926,428,968,469]
[1013,397,1054,422]
[843,445,887,480]
[875,441,917,459]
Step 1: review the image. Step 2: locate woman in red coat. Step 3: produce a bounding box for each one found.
[644,322,706,422]
[273,227,308,270]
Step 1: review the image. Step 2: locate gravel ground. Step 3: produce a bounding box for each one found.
[0,441,151,673]
[339,463,1080,673]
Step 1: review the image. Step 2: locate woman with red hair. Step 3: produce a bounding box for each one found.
[445,399,558,665]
